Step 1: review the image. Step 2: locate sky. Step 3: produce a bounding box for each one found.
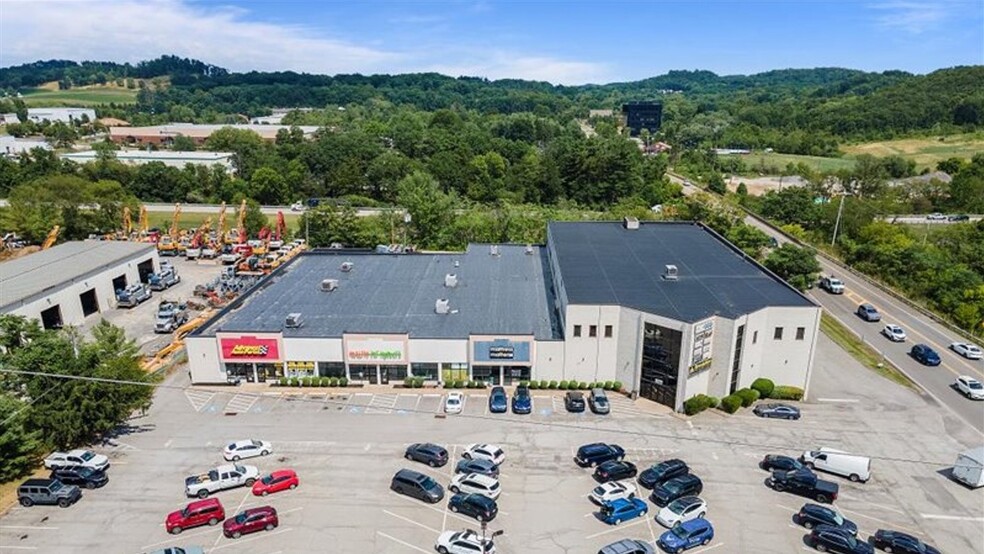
[1,0,981,85]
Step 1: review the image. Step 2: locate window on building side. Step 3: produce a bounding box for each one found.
[752,330,758,344]
[773,327,783,340]
[604,325,613,338]
[573,325,582,337]
[589,325,597,337]
[796,327,805,340]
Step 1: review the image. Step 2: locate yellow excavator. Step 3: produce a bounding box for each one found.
[41,225,60,250]
[122,206,133,239]
[216,201,227,248]
[157,203,181,256]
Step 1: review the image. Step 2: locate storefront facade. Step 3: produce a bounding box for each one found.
[217,333,284,383]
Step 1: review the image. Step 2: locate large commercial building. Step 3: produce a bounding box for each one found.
[187,221,821,411]
[109,124,321,146]
[26,108,96,124]
[622,102,663,136]
[0,241,160,329]
[61,150,236,173]
[1,135,51,158]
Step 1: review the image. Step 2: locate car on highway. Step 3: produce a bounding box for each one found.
[251,469,298,496]
[881,324,907,342]
[391,469,444,503]
[598,497,648,525]
[655,495,707,528]
[870,529,940,554]
[638,459,688,489]
[575,443,625,468]
[598,538,655,554]
[404,443,449,467]
[449,472,501,499]
[808,525,874,554]
[950,342,983,360]
[565,391,586,412]
[651,474,703,507]
[819,276,845,294]
[165,498,225,534]
[759,454,805,472]
[925,213,947,221]
[463,444,505,466]
[590,481,638,505]
[448,492,498,522]
[594,460,638,483]
[753,403,801,420]
[455,458,499,478]
[445,392,464,414]
[796,503,857,535]
[856,303,881,322]
[657,518,714,553]
[589,387,611,414]
[223,439,272,461]
[511,384,532,414]
[955,376,984,400]
[49,466,108,489]
[290,201,306,212]
[435,530,495,554]
[910,344,941,366]
[222,506,278,539]
[947,214,970,222]
[488,386,508,413]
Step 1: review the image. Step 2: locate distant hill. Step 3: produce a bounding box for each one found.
[0,56,226,89]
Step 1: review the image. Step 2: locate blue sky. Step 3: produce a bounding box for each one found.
[2,0,982,84]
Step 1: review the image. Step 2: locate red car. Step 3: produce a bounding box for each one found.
[223,506,279,539]
[252,469,299,496]
[165,498,225,534]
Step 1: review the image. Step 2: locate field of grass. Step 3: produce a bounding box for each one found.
[740,152,857,176]
[819,313,915,389]
[842,132,984,170]
[20,86,139,107]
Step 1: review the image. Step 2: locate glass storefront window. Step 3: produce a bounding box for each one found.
[410,363,439,380]
[348,364,375,382]
[471,366,499,385]
[381,364,408,383]
[640,323,683,408]
[441,363,468,383]
[502,366,531,385]
[255,363,282,383]
[318,362,346,378]
[226,363,252,383]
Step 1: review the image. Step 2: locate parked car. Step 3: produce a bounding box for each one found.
[445,392,464,414]
[448,492,498,522]
[768,469,839,503]
[251,469,298,496]
[166,498,225,534]
[565,391,586,412]
[598,497,648,525]
[146,548,205,554]
[956,375,984,400]
[488,386,508,413]
[655,495,707,528]
[857,303,881,322]
[455,458,499,479]
[449,473,501,499]
[463,444,505,466]
[598,538,655,554]
[50,466,108,489]
[43,449,109,471]
[651,474,703,507]
[870,529,940,554]
[435,529,495,554]
[947,214,970,222]
[797,503,857,535]
[223,439,272,461]
[657,518,714,553]
[391,469,444,503]
[404,443,449,467]
[819,276,845,294]
[759,454,805,472]
[881,324,907,342]
[910,344,941,366]
[808,525,874,554]
[575,443,625,468]
[753,403,801,420]
[950,342,983,360]
[185,464,259,498]
[17,478,81,508]
[589,388,610,414]
[590,481,638,505]
[223,506,278,539]
[594,460,638,483]
[638,459,688,489]
[512,385,532,414]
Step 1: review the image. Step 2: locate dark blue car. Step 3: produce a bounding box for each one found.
[488,386,508,413]
[910,344,941,366]
[512,385,532,414]
[599,497,648,525]
[657,518,714,552]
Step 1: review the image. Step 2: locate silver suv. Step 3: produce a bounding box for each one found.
[598,538,655,554]
[18,478,82,508]
[589,388,610,414]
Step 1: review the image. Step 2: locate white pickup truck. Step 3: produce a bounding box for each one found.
[184,463,259,498]
[44,449,110,471]
[819,276,845,294]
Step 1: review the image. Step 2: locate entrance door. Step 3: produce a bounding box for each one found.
[40,305,63,329]
[639,323,683,409]
[79,289,99,317]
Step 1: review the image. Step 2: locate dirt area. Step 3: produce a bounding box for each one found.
[726,175,808,195]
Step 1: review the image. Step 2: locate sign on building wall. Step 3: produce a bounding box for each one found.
[219,335,282,362]
[344,335,408,363]
[471,337,533,365]
[688,319,714,374]
[286,361,315,371]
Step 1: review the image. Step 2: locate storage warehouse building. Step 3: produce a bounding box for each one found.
[187,220,821,411]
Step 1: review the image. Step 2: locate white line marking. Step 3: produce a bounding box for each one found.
[384,510,440,534]
[0,547,39,551]
[216,488,255,547]
[140,526,218,549]
[776,504,798,513]
[279,506,304,515]
[164,439,173,448]
[689,543,725,554]
[839,508,925,535]
[584,517,648,539]
[209,528,292,551]
[0,526,58,530]
[838,494,905,515]
[377,531,432,554]
[365,443,372,451]
[817,398,860,403]
[919,514,984,522]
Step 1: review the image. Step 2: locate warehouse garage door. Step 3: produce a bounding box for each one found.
[80,288,99,317]
[137,259,155,283]
[40,305,63,330]
[112,274,127,292]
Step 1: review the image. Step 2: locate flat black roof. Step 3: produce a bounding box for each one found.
[548,221,815,322]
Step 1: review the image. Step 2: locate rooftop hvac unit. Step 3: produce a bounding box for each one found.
[285,312,303,328]
[444,273,458,288]
[489,245,500,256]
[320,279,339,292]
[435,298,450,314]
[525,244,534,255]
[340,261,354,272]
[453,260,460,268]
[623,216,640,230]
[662,264,679,281]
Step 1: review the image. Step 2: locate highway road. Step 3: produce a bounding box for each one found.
[879,214,983,224]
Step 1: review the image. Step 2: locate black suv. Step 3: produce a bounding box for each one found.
[574,443,624,467]
[390,469,444,504]
[448,492,498,522]
[796,503,857,535]
[404,443,449,468]
[594,461,637,483]
[759,454,804,473]
[638,459,689,489]
[809,525,874,554]
[565,391,586,412]
[50,466,109,489]
[650,474,703,506]
[17,478,82,508]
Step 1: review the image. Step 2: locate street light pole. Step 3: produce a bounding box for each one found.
[831,193,847,247]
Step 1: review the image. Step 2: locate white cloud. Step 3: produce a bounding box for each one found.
[870,1,953,33]
[0,0,608,84]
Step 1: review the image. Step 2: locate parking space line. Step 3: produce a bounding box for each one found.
[584,517,648,539]
[383,510,440,534]
[839,508,925,535]
[377,531,432,554]
[141,526,218,550]
[920,513,984,521]
[0,526,58,530]
[689,543,725,554]
[0,547,39,551]
[209,527,292,552]
[215,489,255,547]
[414,395,421,410]
[838,494,905,515]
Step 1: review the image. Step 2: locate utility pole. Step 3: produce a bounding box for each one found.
[831,193,847,247]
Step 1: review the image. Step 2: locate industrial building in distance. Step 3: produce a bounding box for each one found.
[622,101,663,136]
[187,220,821,412]
[61,149,236,172]
[109,123,321,146]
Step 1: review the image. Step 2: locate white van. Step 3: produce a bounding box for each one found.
[801,447,871,483]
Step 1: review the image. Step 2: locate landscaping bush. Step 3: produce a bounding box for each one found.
[719,394,742,414]
[603,381,614,391]
[684,394,717,416]
[736,388,760,407]
[539,380,549,389]
[328,377,339,387]
[706,395,719,408]
[613,381,623,392]
[770,386,804,401]
[528,381,539,390]
[559,380,569,389]
[751,378,775,399]
[289,377,299,387]
[548,380,558,389]
[519,380,529,388]
[413,377,425,388]
[404,377,414,388]
[338,377,348,387]
[319,377,330,387]
[579,381,589,390]
[278,377,288,387]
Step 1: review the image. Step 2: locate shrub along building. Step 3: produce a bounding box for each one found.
[186,219,821,412]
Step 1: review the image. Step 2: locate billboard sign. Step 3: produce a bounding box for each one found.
[219,335,282,362]
[344,335,407,363]
[688,319,714,374]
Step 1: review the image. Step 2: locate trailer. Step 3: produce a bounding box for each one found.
[953,446,984,488]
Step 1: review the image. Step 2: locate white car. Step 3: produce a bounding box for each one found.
[43,449,110,471]
[950,342,983,360]
[435,530,495,554]
[589,481,637,504]
[926,213,947,221]
[463,443,505,466]
[223,439,273,461]
[445,392,464,414]
[655,495,708,528]
[449,472,501,499]
[290,202,306,212]
[881,324,907,342]
[956,376,984,400]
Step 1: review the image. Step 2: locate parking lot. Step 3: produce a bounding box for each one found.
[1,334,981,554]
